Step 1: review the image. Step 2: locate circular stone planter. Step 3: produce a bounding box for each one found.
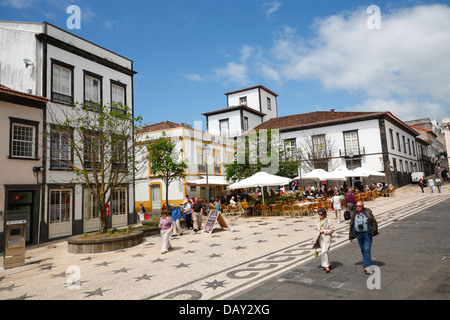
[67,231,143,254]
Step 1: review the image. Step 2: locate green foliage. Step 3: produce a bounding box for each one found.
[147,132,188,207]
[224,128,298,183]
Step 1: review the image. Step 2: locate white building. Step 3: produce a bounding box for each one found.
[252,110,421,187]
[203,85,278,138]
[0,21,136,246]
[135,121,235,212]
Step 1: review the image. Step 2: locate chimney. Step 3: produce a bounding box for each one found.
[330,109,335,113]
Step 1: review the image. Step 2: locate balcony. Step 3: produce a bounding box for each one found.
[339,147,366,157]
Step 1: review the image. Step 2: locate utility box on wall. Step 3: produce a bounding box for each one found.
[3,211,27,269]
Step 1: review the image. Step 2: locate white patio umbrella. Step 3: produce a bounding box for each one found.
[185,176,230,187]
[227,171,292,202]
[352,167,385,177]
[293,168,327,180]
[319,170,347,181]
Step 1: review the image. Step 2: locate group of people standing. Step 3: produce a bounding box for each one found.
[312,195,379,275]
[419,176,443,193]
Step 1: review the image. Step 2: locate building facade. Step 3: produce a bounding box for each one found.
[253,110,420,187]
[0,21,136,248]
[203,85,278,138]
[135,121,235,212]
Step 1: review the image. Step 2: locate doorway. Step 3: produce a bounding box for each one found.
[151,184,161,211]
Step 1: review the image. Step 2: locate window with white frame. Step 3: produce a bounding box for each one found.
[343,131,359,155]
[267,97,272,110]
[84,72,102,110]
[10,118,38,159]
[111,188,127,216]
[83,188,99,220]
[111,81,126,114]
[49,189,72,224]
[50,126,72,169]
[239,96,247,105]
[52,61,73,104]
[219,119,229,138]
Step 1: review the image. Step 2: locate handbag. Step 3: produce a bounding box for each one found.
[344,210,351,221]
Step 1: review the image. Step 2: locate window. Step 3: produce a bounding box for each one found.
[407,138,411,155]
[389,129,395,149]
[10,118,38,159]
[198,153,205,173]
[83,131,100,169]
[239,96,247,105]
[219,119,229,138]
[396,132,401,152]
[312,134,327,155]
[402,136,406,154]
[112,135,127,171]
[214,155,220,174]
[49,189,72,224]
[111,80,127,114]
[111,188,127,216]
[84,71,102,111]
[343,130,359,155]
[50,126,72,169]
[267,97,272,110]
[284,139,296,157]
[243,116,249,132]
[83,188,98,220]
[52,60,73,104]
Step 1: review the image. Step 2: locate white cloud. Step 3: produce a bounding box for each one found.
[213,62,250,86]
[182,73,204,82]
[263,1,283,18]
[272,4,450,120]
[1,0,34,9]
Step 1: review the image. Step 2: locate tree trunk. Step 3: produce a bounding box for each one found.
[165,183,169,212]
[99,205,108,234]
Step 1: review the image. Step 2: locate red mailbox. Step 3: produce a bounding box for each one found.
[105,204,110,217]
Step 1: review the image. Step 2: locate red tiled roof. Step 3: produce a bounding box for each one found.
[253,111,385,131]
[0,85,49,102]
[138,121,182,134]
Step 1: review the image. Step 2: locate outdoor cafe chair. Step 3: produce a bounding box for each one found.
[282,204,292,218]
[260,204,270,216]
[292,204,302,218]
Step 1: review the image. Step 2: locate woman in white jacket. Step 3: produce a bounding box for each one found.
[312,208,335,273]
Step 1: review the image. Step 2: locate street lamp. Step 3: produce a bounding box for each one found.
[202,144,211,215]
[294,149,304,203]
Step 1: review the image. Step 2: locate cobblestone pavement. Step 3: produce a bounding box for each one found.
[1,183,449,300]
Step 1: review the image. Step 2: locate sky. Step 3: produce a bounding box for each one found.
[1,0,450,129]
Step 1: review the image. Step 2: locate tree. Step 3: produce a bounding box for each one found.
[47,102,146,234]
[224,129,298,183]
[296,131,339,172]
[147,132,188,210]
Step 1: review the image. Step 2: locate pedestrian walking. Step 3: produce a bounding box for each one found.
[419,178,425,193]
[158,212,173,254]
[138,202,146,223]
[428,177,435,193]
[192,198,203,232]
[312,208,335,273]
[345,188,357,212]
[435,177,442,193]
[349,201,379,274]
[183,200,193,230]
[170,204,183,236]
[332,192,342,223]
